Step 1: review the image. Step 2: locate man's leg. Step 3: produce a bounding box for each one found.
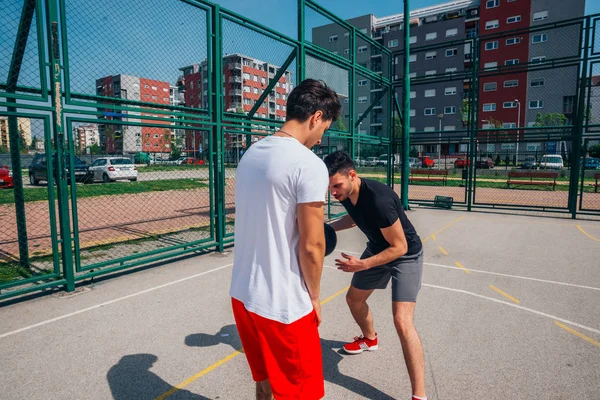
[346,285,376,339]
[392,301,426,398]
[255,380,274,400]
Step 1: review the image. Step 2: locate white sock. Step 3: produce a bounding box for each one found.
[412,396,427,400]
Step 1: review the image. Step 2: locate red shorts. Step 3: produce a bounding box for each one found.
[231,298,324,399]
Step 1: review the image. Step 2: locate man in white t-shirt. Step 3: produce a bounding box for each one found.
[230,79,341,399]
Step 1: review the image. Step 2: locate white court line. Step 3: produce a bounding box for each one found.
[423,283,600,335]
[337,250,600,291]
[0,264,233,340]
[425,262,600,291]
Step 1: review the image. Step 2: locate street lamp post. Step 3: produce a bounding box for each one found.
[437,113,444,169]
[515,99,521,166]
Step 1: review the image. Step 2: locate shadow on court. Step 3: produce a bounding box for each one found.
[107,354,212,400]
[186,324,396,399]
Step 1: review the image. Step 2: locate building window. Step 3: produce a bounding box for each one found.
[425,89,436,97]
[425,51,437,60]
[483,103,496,112]
[507,15,522,24]
[444,125,456,131]
[409,54,417,62]
[503,101,517,108]
[358,79,368,86]
[358,96,368,103]
[388,39,399,48]
[358,46,368,53]
[163,88,169,92]
[503,123,517,128]
[410,91,416,98]
[532,34,547,43]
[445,87,457,95]
[446,28,458,37]
[151,86,157,90]
[243,73,250,80]
[445,67,458,74]
[444,106,457,114]
[505,59,519,66]
[486,0,499,9]
[533,11,549,21]
[424,108,436,116]
[425,70,437,76]
[344,48,350,54]
[261,77,266,84]
[506,37,521,45]
[483,82,497,92]
[329,35,338,42]
[253,75,258,82]
[485,41,499,51]
[486,20,499,30]
[530,78,545,87]
[409,72,417,78]
[446,48,458,57]
[144,84,149,88]
[529,100,544,109]
[563,96,575,114]
[154,134,159,138]
[424,126,435,132]
[484,62,498,68]
[531,56,546,64]
[426,32,437,41]
[152,95,157,100]
[410,109,416,117]
[504,80,519,87]
[410,36,417,44]
[344,98,349,103]
[253,88,258,94]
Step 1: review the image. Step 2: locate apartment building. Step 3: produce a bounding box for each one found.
[95,75,172,155]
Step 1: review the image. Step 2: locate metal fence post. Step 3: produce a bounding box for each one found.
[467,38,479,212]
[569,16,590,218]
[400,0,411,210]
[46,0,75,291]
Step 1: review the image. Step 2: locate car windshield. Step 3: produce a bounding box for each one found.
[545,156,562,163]
[111,158,133,165]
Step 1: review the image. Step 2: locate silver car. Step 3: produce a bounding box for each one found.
[87,157,138,183]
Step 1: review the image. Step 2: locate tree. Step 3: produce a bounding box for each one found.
[19,127,28,153]
[589,144,600,158]
[29,137,39,151]
[533,112,567,134]
[88,143,101,155]
[335,119,347,132]
[0,145,8,154]
[459,99,472,127]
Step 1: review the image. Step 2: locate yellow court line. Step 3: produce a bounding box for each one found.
[489,285,520,304]
[431,234,437,241]
[422,216,465,243]
[438,246,448,256]
[554,321,600,347]
[576,225,600,243]
[455,261,471,274]
[155,285,350,400]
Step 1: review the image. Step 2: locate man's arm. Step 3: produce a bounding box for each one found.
[336,219,408,272]
[297,202,326,325]
[329,214,356,232]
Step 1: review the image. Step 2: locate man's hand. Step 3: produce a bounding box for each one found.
[335,252,370,273]
[311,298,322,327]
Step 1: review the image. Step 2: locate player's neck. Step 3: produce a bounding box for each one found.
[349,177,361,205]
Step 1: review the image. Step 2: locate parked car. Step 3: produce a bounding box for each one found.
[365,157,378,167]
[454,157,470,168]
[581,157,600,169]
[175,157,189,165]
[28,154,90,186]
[420,156,435,168]
[87,157,138,183]
[521,156,538,169]
[0,165,14,189]
[475,157,495,169]
[539,154,564,170]
[408,157,422,169]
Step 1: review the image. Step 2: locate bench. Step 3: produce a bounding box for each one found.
[409,169,449,186]
[507,171,559,190]
[594,173,600,193]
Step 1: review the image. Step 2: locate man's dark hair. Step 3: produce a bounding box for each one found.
[286,79,342,123]
[324,151,355,177]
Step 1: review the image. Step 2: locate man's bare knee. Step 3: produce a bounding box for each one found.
[393,302,416,336]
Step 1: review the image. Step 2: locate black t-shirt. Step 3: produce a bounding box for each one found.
[341,178,422,257]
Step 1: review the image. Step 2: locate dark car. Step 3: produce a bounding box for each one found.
[475,157,495,169]
[28,154,90,185]
[521,156,537,169]
[0,165,14,189]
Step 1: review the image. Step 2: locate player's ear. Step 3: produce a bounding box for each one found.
[349,169,357,179]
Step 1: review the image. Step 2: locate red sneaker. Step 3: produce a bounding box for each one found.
[342,334,378,354]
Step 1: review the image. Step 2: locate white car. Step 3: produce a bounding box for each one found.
[539,154,564,170]
[87,157,138,183]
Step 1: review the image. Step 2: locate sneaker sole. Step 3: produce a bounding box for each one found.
[342,345,378,355]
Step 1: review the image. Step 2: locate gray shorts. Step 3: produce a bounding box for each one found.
[351,248,424,302]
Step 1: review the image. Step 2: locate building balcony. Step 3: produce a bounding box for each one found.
[229,89,242,96]
[228,63,242,70]
[229,76,242,83]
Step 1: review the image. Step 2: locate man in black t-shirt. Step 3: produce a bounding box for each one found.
[324,151,427,400]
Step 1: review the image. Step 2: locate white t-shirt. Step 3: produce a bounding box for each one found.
[229,136,329,324]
